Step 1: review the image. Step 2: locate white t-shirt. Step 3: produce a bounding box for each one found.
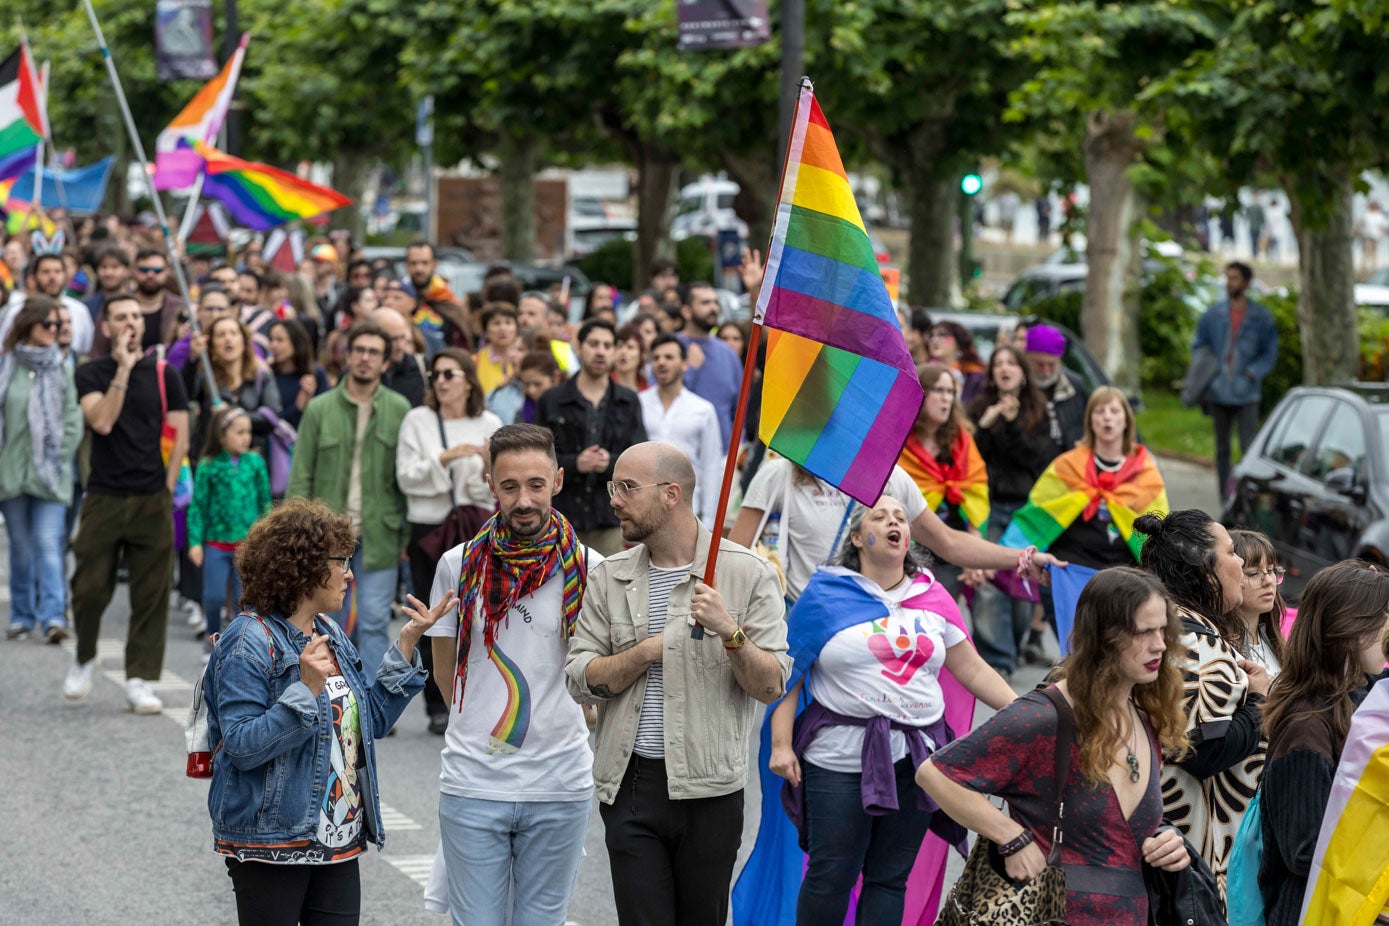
[742,458,928,599]
[425,543,600,801]
[638,387,725,527]
[802,575,967,774]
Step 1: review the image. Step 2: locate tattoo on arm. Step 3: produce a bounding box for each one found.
[590,683,615,699]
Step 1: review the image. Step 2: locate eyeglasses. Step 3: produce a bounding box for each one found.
[1242,566,1286,586]
[928,386,957,397]
[136,265,166,275]
[39,320,60,331]
[606,481,671,500]
[348,345,385,359]
[429,368,464,383]
[328,555,353,574]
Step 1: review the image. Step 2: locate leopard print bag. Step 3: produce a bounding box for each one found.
[935,686,1074,926]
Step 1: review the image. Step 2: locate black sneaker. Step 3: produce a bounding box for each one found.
[428,714,449,736]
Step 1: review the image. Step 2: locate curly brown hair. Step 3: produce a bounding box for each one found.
[235,499,355,618]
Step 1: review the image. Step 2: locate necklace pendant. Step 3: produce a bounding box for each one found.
[1127,753,1141,783]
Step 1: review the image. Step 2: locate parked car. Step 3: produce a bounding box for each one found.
[1355,267,1389,309]
[1223,384,1389,600]
[670,177,749,242]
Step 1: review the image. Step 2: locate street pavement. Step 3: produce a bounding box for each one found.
[0,455,1218,926]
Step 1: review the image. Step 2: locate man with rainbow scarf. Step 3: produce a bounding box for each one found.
[423,423,598,926]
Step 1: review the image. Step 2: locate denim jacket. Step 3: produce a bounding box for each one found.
[204,609,426,849]
[1191,299,1279,407]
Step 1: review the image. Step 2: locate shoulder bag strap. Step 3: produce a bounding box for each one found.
[1040,686,1077,864]
[156,358,168,421]
[436,410,460,508]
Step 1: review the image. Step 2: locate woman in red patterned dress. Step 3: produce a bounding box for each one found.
[917,567,1192,925]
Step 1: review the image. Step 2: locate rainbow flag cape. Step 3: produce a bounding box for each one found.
[154,34,249,190]
[1001,445,1167,560]
[1300,677,1389,926]
[0,45,46,182]
[756,81,922,506]
[897,429,990,535]
[189,140,352,231]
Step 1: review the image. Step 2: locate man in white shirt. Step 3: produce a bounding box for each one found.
[426,423,597,926]
[0,253,94,356]
[638,333,725,527]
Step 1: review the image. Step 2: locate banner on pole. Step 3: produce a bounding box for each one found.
[156,0,217,81]
[5,157,114,214]
[677,0,770,51]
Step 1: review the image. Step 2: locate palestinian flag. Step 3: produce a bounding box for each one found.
[898,428,990,534]
[0,45,46,182]
[1002,444,1167,560]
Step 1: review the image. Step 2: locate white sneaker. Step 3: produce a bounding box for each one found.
[125,678,163,715]
[63,660,96,701]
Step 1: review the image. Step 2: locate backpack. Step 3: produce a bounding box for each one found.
[185,614,278,778]
[1226,788,1266,926]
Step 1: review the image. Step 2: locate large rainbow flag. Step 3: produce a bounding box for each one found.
[755,81,922,506]
[190,140,352,231]
[154,33,249,190]
[1299,676,1389,926]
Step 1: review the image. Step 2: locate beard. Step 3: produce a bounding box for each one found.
[504,506,549,539]
[137,279,165,296]
[618,511,655,543]
[349,369,380,388]
[1033,371,1060,389]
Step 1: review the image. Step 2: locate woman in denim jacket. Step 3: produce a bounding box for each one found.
[204,498,457,925]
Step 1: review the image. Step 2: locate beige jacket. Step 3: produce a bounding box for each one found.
[565,525,791,804]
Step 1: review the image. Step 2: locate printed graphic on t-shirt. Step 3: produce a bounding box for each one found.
[317,674,365,850]
[865,615,936,686]
[485,643,530,755]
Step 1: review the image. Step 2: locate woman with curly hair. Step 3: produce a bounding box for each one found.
[204,498,457,925]
[1136,508,1267,903]
[919,567,1192,926]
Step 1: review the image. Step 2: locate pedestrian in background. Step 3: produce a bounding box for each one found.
[1190,261,1278,500]
[0,295,83,644]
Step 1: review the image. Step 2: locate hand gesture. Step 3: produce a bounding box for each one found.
[578,445,608,474]
[1003,839,1047,884]
[112,327,140,371]
[1027,551,1068,586]
[769,744,802,787]
[998,394,1020,421]
[298,634,335,696]
[299,373,318,396]
[1141,829,1190,872]
[691,581,737,640]
[188,333,208,361]
[1239,659,1271,697]
[401,591,459,637]
[739,247,765,303]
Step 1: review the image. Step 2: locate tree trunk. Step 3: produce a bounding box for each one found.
[330,150,368,242]
[1288,175,1358,384]
[904,172,955,308]
[1081,109,1145,393]
[632,148,676,289]
[498,136,539,262]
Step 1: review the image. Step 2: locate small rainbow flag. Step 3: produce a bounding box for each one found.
[190,140,352,231]
[154,34,249,190]
[756,81,921,505]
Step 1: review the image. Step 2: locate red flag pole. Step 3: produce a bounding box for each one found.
[698,77,811,597]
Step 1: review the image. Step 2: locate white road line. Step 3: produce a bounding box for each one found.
[383,854,435,887]
[378,801,423,831]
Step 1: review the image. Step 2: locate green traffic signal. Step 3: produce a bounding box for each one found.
[960,173,983,196]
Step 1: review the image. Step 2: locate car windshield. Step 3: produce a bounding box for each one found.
[1366,268,1389,287]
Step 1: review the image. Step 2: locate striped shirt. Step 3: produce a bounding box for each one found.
[633,563,691,759]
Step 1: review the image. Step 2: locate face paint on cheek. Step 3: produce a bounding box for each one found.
[865,534,876,547]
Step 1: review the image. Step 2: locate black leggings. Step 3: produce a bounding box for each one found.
[225,858,361,926]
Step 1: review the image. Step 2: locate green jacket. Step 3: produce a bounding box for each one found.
[187,451,271,548]
[286,381,410,571]
[0,366,83,504]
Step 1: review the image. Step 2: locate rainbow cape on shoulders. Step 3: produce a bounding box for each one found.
[1001,445,1166,560]
[897,429,989,535]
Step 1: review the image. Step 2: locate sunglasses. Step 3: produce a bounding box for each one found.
[136,265,166,275]
[38,320,60,331]
[428,368,464,383]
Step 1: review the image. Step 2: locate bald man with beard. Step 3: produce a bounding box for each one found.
[372,308,426,407]
[565,441,790,926]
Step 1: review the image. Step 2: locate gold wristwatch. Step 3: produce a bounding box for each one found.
[722,627,748,650]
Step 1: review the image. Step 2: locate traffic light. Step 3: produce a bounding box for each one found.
[960,172,983,196]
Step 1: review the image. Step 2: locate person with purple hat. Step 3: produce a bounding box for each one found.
[1024,323,1090,459]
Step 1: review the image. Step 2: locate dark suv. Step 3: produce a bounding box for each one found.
[1222,384,1389,600]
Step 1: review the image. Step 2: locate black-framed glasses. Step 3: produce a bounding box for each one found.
[1242,566,1286,586]
[606,480,671,500]
[328,555,353,574]
[348,345,384,359]
[429,368,464,383]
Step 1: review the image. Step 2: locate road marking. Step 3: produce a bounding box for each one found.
[378,801,423,831]
[384,853,434,887]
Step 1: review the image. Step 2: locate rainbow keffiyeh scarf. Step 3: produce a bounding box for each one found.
[1002,445,1167,560]
[897,428,990,535]
[453,509,586,709]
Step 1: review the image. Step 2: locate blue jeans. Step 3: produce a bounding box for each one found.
[438,793,590,926]
[796,758,932,926]
[972,504,1034,673]
[0,495,69,631]
[200,546,242,638]
[326,543,396,685]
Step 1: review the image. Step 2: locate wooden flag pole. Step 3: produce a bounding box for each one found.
[695,77,812,636]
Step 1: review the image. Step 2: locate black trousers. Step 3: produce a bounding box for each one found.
[225,858,360,926]
[599,755,744,926]
[1211,402,1260,499]
[407,521,449,719]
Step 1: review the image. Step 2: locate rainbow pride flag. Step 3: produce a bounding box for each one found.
[898,430,990,535]
[154,34,249,190]
[1001,445,1167,560]
[1300,677,1389,926]
[190,140,352,231]
[755,81,922,506]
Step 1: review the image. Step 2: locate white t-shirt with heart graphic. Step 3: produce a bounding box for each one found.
[802,576,966,774]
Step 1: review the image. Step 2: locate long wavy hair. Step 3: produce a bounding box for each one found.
[207,316,259,387]
[1264,560,1389,750]
[1136,509,1240,641]
[966,344,1046,435]
[1229,529,1288,665]
[1053,566,1189,783]
[914,362,972,451]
